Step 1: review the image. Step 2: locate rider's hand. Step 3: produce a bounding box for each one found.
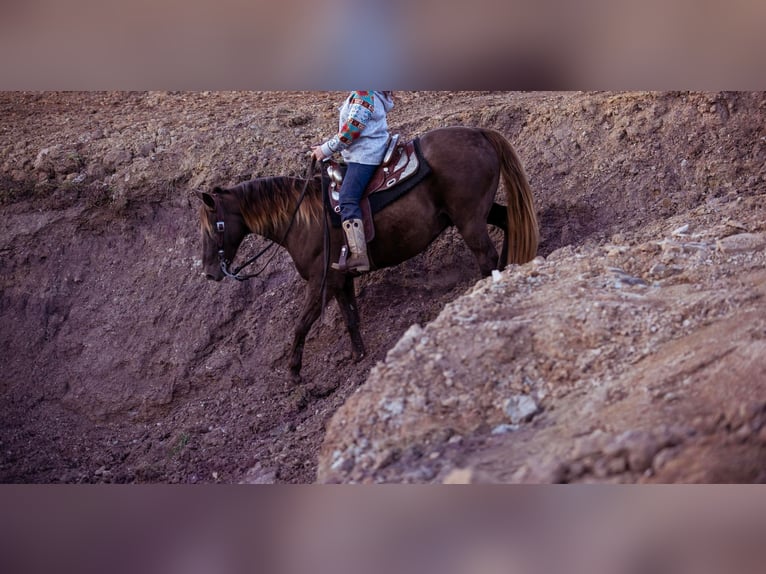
[311,146,327,162]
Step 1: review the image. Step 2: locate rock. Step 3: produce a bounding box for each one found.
[716,232,766,253]
[492,423,519,435]
[442,467,475,484]
[648,262,683,279]
[652,446,680,473]
[240,463,277,484]
[441,466,495,484]
[137,141,155,157]
[102,148,133,170]
[604,430,662,473]
[33,144,83,178]
[503,394,540,424]
[386,324,424,360]
[609,267,648,287]
[572,429,609,459]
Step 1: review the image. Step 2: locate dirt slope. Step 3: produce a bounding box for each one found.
[1,91,764,483]
[318,198,766,483]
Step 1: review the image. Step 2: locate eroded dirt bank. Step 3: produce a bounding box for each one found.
[1,91,764,483]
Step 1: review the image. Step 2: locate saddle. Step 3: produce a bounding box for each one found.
[323,135,430,241]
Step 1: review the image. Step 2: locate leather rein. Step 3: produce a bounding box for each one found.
[213,158,317,281]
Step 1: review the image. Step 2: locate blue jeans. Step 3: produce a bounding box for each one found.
[339,162,378,221]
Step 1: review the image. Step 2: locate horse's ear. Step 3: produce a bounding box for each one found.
[195,190,216,211]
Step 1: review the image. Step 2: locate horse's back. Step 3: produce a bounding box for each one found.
[365,127,503,269]
[418,126,500,177]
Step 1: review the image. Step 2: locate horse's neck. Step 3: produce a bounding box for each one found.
[243,177,315,244]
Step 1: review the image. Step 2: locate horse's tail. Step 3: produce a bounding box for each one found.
[481,128,539,266]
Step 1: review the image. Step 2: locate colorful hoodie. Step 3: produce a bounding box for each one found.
[319,91,394,165]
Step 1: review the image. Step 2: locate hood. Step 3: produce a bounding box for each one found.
[375,91,395,113]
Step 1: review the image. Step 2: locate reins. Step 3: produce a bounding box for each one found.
[320,164,332,320]
[220,240,277,281]
[215,158,317,281]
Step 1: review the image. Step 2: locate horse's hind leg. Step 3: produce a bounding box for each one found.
[488,202,509,270]
[456,218,500,277]
[288,282,323,383]
[335,275,366,360]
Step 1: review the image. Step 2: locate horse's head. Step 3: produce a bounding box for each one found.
[195,187,249,281]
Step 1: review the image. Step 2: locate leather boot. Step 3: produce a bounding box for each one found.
[332,218,370,273]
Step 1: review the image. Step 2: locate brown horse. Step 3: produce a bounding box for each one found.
[196,126,539,381]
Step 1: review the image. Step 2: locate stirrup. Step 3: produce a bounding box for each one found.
[331,246,370,273]
[331,246,349,271]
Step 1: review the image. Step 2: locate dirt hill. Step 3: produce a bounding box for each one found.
[1,91,764,483]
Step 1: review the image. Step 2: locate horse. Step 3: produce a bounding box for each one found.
[195,126,539,382]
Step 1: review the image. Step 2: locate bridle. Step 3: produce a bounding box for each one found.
[212,193,276,281]
[211,158,317,282]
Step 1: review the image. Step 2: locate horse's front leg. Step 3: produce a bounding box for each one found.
[288,283,323,383]
[335,274,366,360]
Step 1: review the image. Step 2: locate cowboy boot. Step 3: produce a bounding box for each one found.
[332,219,370,273]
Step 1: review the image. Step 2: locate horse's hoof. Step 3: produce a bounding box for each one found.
[352,350,366,362]
[308,380,340,398]
[287,387,309,412]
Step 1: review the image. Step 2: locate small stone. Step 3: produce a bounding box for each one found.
[607,430,661,472]
[386,324,423,359]
[572,429,609,458]
[607,456,627,474]
[491,423,519,435]
[652,447,679,472]
[649,262,682,279]
[592,457,611,478]
[503,394,539,424]
[443,468,474,484]
[240,464,277,484]
[716,233,766,253]
[373,448,399,470]
[723,218,748,231]
[137,141,155,157]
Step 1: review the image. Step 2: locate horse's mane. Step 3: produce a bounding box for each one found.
[237,176,323,235]
[203,176,323,237]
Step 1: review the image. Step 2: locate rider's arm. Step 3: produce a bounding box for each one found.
[319,91,375,158]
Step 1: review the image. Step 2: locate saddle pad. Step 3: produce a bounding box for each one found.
[365,139,420,195]
[323,138,431,240]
